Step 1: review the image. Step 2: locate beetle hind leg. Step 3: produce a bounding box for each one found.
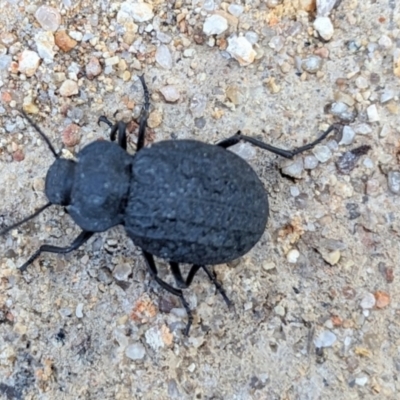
[143,251,193,336]
[186,264,232,308]
[217,124,339,159]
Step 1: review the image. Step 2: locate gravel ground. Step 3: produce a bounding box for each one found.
[1,0,400,399]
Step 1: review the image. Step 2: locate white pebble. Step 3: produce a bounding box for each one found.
[312,145,332,163]
[281,158,304,178]
[314,330,337,348]
[378,34,392,49]
[203,15,228,36]
[118,1,154,23]
[353,123,372,135]
[313,16,334,41]
[367,104,379,122]
[287,249,300,263]
[125,343,146,360]
[317,0,337,16]
[35,5,61,31]
[339,126,355,145]
[360,292,376,309]
[35,31,56,64]
[228,4,244,16]
[59,79,79,97]
[75,303,84,318]
[355,376,368,387]
[304,155,319,170]
[69,31,83,41]
[155,45,173,69]
[227,36,256,66]
[160,85,180,103]
[18,50,40,77]
[301,56,323,73]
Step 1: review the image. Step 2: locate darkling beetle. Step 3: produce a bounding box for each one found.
[1,75,338,335]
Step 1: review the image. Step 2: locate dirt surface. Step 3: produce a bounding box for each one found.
[1,0,400,399]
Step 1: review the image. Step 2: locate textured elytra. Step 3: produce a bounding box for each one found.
[125,140,269,265]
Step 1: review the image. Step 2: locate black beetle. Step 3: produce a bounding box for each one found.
[1,76,337,335]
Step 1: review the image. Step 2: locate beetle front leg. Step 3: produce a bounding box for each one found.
[142,251,193,336]
[19,231,94,272]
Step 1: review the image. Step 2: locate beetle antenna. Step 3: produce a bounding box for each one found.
[20,110,59,158]
[0,202,52,236]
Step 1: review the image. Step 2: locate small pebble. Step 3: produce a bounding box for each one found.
[274,304,285,317]
[301,56,322,73]
[155,45,173,69]
[355,376,368,387]
[336,145,370,174]
[304,155,319,170]
[330,101,347,116]
[62,124,80,146]
[312,145,332,163]
[105,56,119,66]
[268,36,285,52]
[203,15,228,36]
[317,0,337,16]
[75,303,84,318]
[380,89,394,104]
[313,16,334,41]
[281,158,304,178]
[287,249,300,263]
[374,291,390,308]
[118,1,154,23]
[355,76,368,90]
[125,343,146,360]
[321,250,340,265]
[314,330,337,348]
[59,79,79,97]
[245,31,259,45]
[18,50,40,77]
[387,171,400,194]
[190,94,207,118]
[35,5,61,31]
[228,4,244,17]
[360,293,376,309]
[35,31,56,64]
[160,85,180,103]
[148,110,162,128]
[290,186,300,197]
[55,31,77,52]
[353,123,372,135]
[378,35,392,49]
[229,142,256,161]
[69,31,83,41]
[226,36,256,66]
[113,263,132,281]
[85,57,102,79]
[157,31,172,44]
[339,126,355,145]
[367,104,379,122]
[188,363,196,373]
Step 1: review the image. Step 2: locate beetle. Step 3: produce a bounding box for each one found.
[1,75,338,335]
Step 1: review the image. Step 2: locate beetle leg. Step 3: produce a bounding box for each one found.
[186,265,232,308]
[136,75,150,152]
[19,231,94,273]
[217,124,339,159]
[169,261,188,288]
[98,117,128,150]
[142,251,193,336]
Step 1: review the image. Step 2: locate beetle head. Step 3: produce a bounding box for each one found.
[45,158,76,206]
